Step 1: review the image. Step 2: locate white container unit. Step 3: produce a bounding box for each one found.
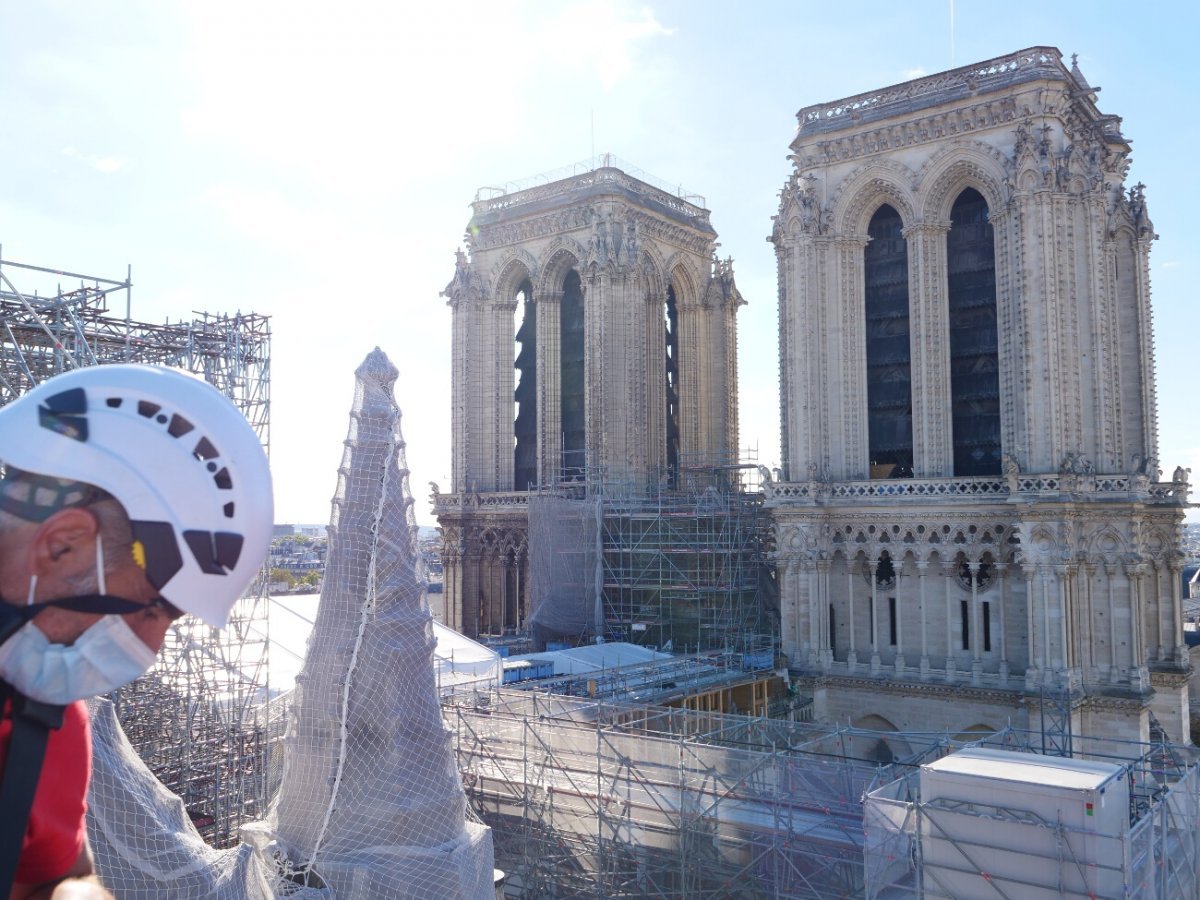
[919,748,1129,899]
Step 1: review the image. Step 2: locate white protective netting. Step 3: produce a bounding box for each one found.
[526,494,600,643]
[86,348,495,898]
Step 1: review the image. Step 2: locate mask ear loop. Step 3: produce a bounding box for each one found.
[26,574,37,606]
[96,533,107,596]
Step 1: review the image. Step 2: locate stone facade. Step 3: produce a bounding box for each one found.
[435,164,743,638]
[768,47,1191,744]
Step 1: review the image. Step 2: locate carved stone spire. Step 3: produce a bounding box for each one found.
[269,347,495,897]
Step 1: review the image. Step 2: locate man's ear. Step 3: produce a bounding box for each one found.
[34,507,101,579]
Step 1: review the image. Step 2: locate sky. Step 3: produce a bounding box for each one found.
[2,0,1196,525]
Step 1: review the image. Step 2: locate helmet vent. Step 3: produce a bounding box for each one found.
[193,437,220,461]
[167,414,195,438]
[183,529,244,575]
[213,467,233,490]
[38,388,89,443]
[131,520,185,591]
[137,401,162,418]
[106,397,123,408]
[223,502,235,518]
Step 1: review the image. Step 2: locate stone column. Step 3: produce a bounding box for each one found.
[785,559,803,664]
[969,561,982,684]
[1081,563,1097,682]
[643,288,667,474]
[442,544,463,634]
[583,269,608,475]
[1128,562,1150,692]
[869,556,881,673]
[994,562,1009,680]
[1153,560,1166,661]
[460,545,483,640]
[1056,565,1080,691]
[1104,563,1120,684]
[488,552,505,635]
[944,561,956,682]
[846,556,858,670]
[893,559,905,674]
[493,298,517,489]
[835,237,869,479]
[1042,569,1054,674]
[515,549,526,630]
[1024,567,1040,688]
[917,559,930,678]
[903,222,952,476]
[817,558,833,670]
[806,560,821,668]
[1169,560,1186,664]
[536,289,563,486]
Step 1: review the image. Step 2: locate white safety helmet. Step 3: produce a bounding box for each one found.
[0,364,273,627]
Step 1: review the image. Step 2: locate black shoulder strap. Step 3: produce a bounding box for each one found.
[0,685,66,895]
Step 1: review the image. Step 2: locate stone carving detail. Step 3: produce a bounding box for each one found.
[793,96,1021,169]
[440,247,483,305]
[703,256,744,308]
[1059,452,1095,475]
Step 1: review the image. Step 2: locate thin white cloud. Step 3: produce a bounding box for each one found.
[61,146,127,173]
[903,67,927,79]
[539,2,674,90]
[177,0,672,184]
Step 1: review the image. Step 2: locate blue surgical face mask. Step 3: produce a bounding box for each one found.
[0,613,156,704]
[0,537,158,704]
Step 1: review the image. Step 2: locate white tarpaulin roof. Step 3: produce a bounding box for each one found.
[508,641,671,676]
[268,596,500,694]
[433,620,503,690]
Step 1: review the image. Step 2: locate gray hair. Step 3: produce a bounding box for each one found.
[0,467,135,585]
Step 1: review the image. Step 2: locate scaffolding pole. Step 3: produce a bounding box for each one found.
[529,453,778,660]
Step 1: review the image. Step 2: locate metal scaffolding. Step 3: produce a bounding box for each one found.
[0,254,272,847]
[865,730,1200,899]
[599,459,775,656]
[442,685,1200,899]
[445,687,888,899]
[528,455,778,658]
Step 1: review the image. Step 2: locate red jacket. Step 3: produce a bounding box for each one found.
[0,699,90,886]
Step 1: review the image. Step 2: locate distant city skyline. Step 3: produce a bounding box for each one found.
[3,1,1195,523]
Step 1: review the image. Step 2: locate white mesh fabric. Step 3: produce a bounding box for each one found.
[263,348,494,897]
[86,697,283,899]
[526,494,600,641]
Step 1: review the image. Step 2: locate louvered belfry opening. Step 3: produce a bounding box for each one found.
[513,279,537,491]
[664,283,681,485]
[947,188,1001,475]
[864,204,913,478]
[560,269,585,480]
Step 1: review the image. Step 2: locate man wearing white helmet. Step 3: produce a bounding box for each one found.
[0,365,273,899]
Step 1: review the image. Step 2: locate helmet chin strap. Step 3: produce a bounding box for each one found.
[4,538,149,648]
[96,533,107,595]
[22,534,109,608]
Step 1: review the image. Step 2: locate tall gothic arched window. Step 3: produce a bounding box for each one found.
[664,284,680,483]
[947,188,1001,475]
[560,269,585,479]
[865,204,913,478]
[513,279,536,490]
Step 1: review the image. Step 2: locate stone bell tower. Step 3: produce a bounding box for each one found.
[434,159,743,640]
[767,48,1191,745]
